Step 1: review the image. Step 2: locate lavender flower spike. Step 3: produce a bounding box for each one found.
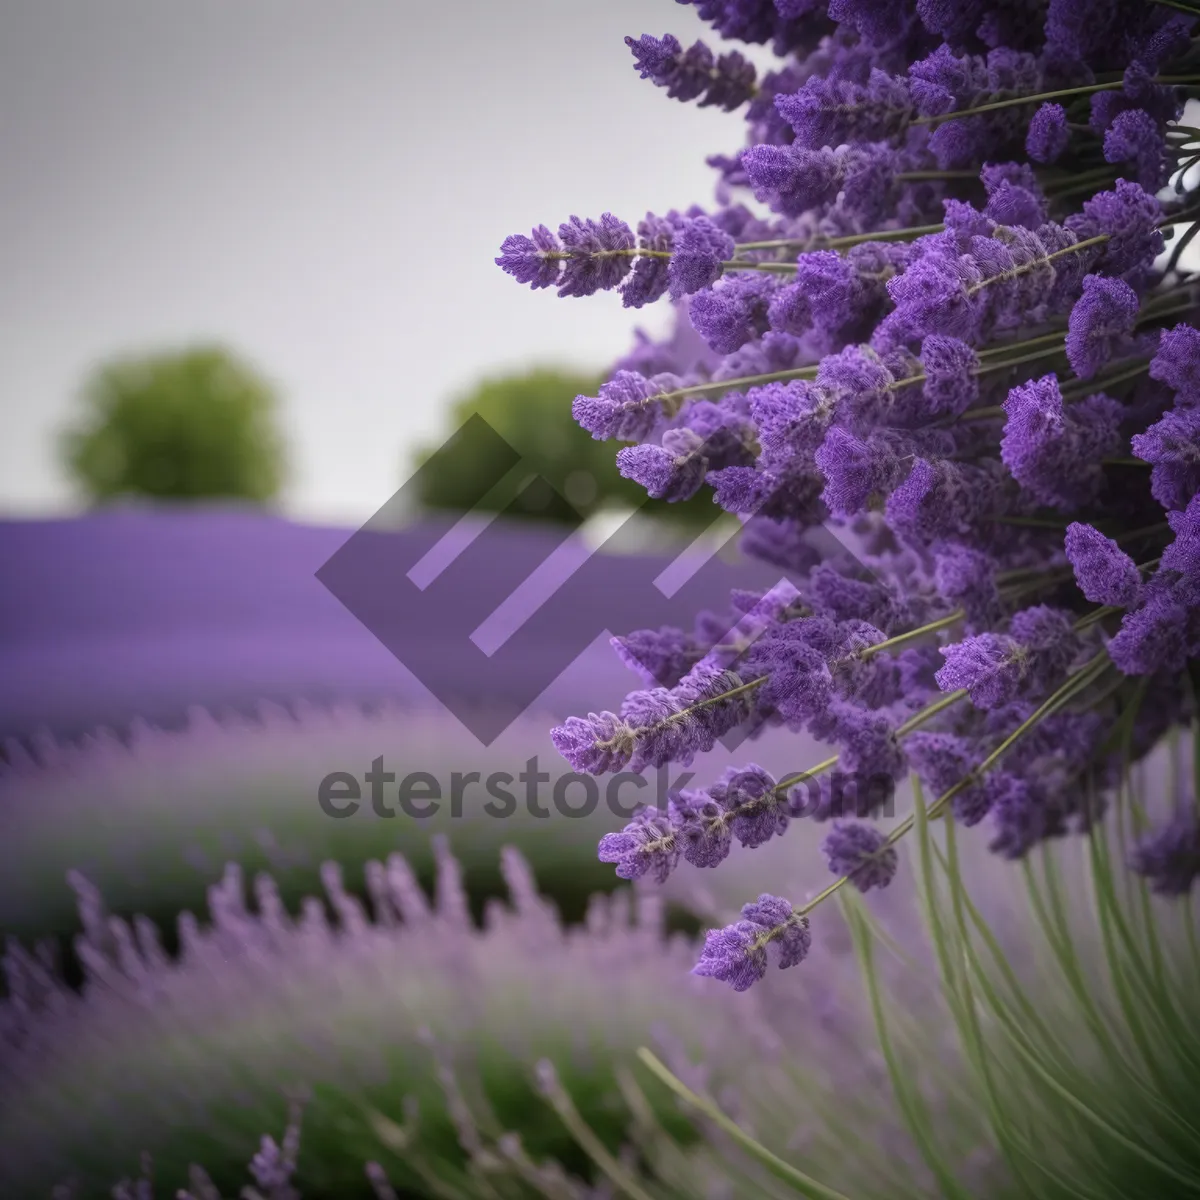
[693,893,811,991]
[822,819,899,893]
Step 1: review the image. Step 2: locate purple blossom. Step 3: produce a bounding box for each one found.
[742,142,897,223]
[626,33,758,110]
[1107,574,1200,676]
[832,700,906,787]
[496,225,562,290]
[775,70,912,150]
[668,217,736,300]
[556,214,637,298]
[1064,523,1142,607]
[936,632,1024,709]
[751,379,836,460]
[1150,324,1200,407]
[981,162,1046,230]
[597,806,680,882]
[934,544,1001,630]
[617,429,711,501]
[743,618,835,725]
[1026,103,1070,163]
[1162,493,1200,580]
[1065,274,1140,381]
[1128,811,1200,895]
[611,626,704,688]
[673,785,735,868]
[1000,375,1123,510]
[986,770,1053,860]
[497,0,1200,950]
[886,458,1003,548]
[919,334,980,416]
[1104,108,1169,192]
[573,370,682,442]
[821,819,899,891]
[693,893,811,991]
[621,212,682,309]
[906,731,991,824]
[1131,404,1200,513]
[815,427,913,516]
[551,711,634,775]
[689,273,778,354]
[1065,180,1163,282]
[717,763,788,848]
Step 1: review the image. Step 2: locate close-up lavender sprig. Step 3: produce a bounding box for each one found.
[498,0,1200,997]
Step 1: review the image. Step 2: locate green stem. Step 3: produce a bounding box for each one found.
[1151,0,1200,15]
[897,169,982,181]
[1060,358,1151,397]
[797,655,1111,920]
[965,234,1110,298]
[913,76,1200,127]
[735,221,945,252]
[537,1066,660,1200]
[646,365,819,409]
[771,688,970,800]
[636,1049,855,1200]
[859,609,964,658]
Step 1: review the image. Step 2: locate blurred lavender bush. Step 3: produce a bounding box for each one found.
[5,770,1198,1198]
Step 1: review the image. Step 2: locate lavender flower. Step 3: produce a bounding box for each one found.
[1065,274,1140,381]
[1026,102,1070,163]
[498,0,1200,976]
[1150,323,1200,408]
[626,33,757,111]
[1129,811,1200,895]
[1065,523,1142,607]
[692,893,811,990]
[821,819,899,892]
[668,216,736,300]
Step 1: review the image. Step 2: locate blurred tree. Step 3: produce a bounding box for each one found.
[61,346,287,504]
[413,366,716,526]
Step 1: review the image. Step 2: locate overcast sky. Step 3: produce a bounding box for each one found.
[0,1,757,523]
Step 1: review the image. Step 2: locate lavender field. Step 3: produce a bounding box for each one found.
[0,507,775,741]
[0,507,810,941]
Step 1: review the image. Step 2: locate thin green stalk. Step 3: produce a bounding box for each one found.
[735,222,945,252]
[536,1067,660,1200]
[1154,1,1200,18]
[647,366,819,408]
[934,811,1081,1198]
[771,687,969,799]
[1061,359,1150,398]
[843,898,976,1200]
[859,609,964,658]
[913,77,1200,126]
[635,1049,855,1200]
[965,235,1110,298]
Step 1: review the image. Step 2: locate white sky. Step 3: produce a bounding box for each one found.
[0,0,752,524]
[4,5,1194,526]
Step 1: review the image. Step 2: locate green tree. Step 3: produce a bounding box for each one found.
[62,345,287,504]
[414,366,716,527]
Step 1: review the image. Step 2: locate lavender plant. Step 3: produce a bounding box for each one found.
[4,750,1197,1198]
[0,703,631,945]
[0,834,990,1199]
[497,0,1200,993]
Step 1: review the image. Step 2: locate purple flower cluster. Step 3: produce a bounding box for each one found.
[501,1,1200,988]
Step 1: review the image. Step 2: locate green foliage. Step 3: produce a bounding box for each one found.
[413,366,717,526]
[61,345,286,504]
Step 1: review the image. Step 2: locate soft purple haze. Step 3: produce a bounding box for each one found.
[0,507,785,743]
